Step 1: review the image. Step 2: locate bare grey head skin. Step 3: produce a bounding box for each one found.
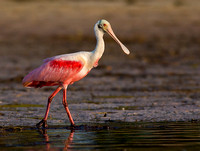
[96,19,130,55]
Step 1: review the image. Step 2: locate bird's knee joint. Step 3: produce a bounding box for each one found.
[48,97,53,103]
[63,102,68,107]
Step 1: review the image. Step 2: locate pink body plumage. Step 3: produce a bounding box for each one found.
[23,58,84,88]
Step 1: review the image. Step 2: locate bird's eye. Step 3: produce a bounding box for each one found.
[103,24,106,27]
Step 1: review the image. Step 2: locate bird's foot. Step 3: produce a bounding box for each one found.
[71,123,75,127]
[36,119,48,128]
[69,123,76,130]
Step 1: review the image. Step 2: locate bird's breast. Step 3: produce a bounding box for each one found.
[68,67,91,85]
[93,58,99,67]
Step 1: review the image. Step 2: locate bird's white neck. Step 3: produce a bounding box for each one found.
[91,24,105,65]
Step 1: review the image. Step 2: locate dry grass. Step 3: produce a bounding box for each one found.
[0,0,199,39]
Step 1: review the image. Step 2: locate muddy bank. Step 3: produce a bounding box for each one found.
[0,0,200,127]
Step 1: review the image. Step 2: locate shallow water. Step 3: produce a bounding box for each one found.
[1,122,200,150]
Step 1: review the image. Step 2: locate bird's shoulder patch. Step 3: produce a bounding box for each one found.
[49,59,83,71]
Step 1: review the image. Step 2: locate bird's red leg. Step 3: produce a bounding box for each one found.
[62,88,75,126]
[36,86,62,128]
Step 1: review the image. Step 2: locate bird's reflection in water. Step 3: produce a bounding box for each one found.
[64,130,74,150]
[38,128,74,151]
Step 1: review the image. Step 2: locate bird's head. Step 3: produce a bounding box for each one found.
[97,19,110,33]
[97,19,130,55]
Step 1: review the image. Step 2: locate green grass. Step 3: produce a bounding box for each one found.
[0,104,44,108]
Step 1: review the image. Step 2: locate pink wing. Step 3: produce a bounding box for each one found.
[23,59,84,88]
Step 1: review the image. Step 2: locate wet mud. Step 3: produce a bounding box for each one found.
[0,0,200,127]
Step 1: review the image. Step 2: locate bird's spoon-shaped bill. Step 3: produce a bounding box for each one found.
[106,25,130,55]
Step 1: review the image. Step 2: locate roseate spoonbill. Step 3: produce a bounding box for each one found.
[23,19,130,128]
